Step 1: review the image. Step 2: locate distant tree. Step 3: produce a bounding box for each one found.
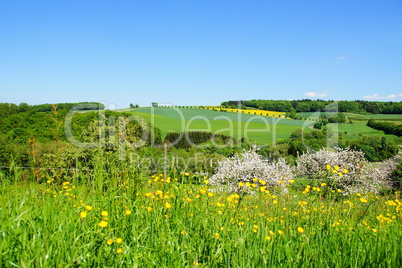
[151,102,158,107]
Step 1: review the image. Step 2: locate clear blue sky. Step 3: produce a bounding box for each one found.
[1,0,402,109]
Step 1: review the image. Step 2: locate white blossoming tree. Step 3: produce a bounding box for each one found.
[209,146,294,194]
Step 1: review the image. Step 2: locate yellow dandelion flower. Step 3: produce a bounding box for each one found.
[289,179,295,183]
[79,211,88,218]
[165,203,172,209]
[204,180,209,184]
[107,239,113,245]
[321,183,327,187]
[214,233,220,239]
[193,261,200,266]
[334,165,340,171]
[85,205,93,211]
[269,231,275,236]
[278,230,284,235]
[200,189,207,195]
[265,236,271,241]
[360,198,368,203]
[116,238,122,244]
[125,210,132,215]
[278,180,283,184]
[207,192,214,197]
[343,169,349,173]
[372,228,378,233]
[238,182,244,187]
[326,165,331,170]
[101,211,108,217]
[297,226,305,233]
[99,221,108,228]
[147,206,152,212]
[181,230,186,235]
[116,248,122,254]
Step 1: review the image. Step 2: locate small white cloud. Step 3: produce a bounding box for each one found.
[363,93,399,100]
[305,92,328,98]
[336,56,347,60]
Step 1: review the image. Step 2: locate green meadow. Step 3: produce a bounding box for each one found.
[126,107,313,145]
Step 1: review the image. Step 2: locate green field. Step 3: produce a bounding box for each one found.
[126,107,314,145]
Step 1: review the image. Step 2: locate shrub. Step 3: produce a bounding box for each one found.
[296,147,398,194]
[210,146,294,194]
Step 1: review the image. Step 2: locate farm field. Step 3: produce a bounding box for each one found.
[127,107,313,145]
[1,169,401,267]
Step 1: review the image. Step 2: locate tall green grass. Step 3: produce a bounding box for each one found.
[1,166,401,267]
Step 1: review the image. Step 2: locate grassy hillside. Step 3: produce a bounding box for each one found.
[125,107,314,145]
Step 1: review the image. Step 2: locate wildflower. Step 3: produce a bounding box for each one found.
[289,179,295,183]
[372,228,378,233]
[181,230,186,235]
[116,238,122,244]
[297,226,305,233]
[278,230,284,235]
[204,180,209,184]
[85,206,93,211]
[99,221,108,228]
[326,165,331,170]
[165,203,172,209]
[214,233,220,239]
[321,183,327,187]
[200,189,207,195]
[79,211,88,218]
[101,211,108,217]
[207,192,214,197]
[278,180,283,184]
[265,236,271,241]
[334,165,340,171]
[147,207,152,212]
[116,248,122,254]
[238,182,244,187]
[125,210,132,215]
[269,231,275,236]
[343,169,349,174]
[360,198,368,203]
[193,261,200,266]
[107,239,113,245]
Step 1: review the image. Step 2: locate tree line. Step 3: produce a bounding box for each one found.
[367,119,402,137]
[221,99,402,114]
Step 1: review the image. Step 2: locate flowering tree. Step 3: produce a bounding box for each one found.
[210,146,294,194]
[296,147,399,194]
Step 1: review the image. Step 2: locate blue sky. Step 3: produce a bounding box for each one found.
[1,0,402,109]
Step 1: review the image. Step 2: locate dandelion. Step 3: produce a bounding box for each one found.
[101,211,108,217]
[289,179,295,183]
[326,165,331,170]
[360,198,368,203]
[193,261,200,266]
[79,211,88,218]
[238,182,244,187]
[214,233,220,239]
[116,238,122,244]
[107,239,113,245]
[200,189,207,195]
[165,203,172,209]
[278,230,284,235]
[181,230,186,235]
[99,221,108,228]
[207,192,214,197]
[321,183,327,187]
[85,205,93,211]
[147,206,152,212]
[297,226,305,234]
[116,248,122,254]
[265,236,271,241]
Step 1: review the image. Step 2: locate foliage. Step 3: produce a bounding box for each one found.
[296,148,398,194]
[210,146,294,194]
[222,99,402,114]
[367,119,402,137]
